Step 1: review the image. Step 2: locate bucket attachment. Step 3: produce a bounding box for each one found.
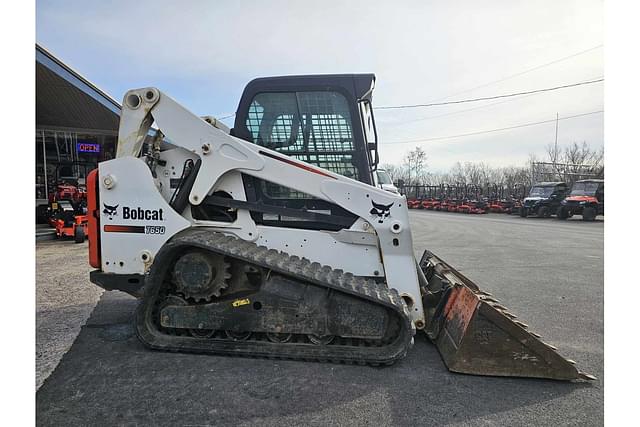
[418,251,595,381]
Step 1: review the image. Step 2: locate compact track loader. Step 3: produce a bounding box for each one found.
[88,74,593,380]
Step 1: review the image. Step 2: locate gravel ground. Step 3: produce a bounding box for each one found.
[36,212,603,425]
[35,240,102,390]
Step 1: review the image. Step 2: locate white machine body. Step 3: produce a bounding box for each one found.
[98,87,425,326]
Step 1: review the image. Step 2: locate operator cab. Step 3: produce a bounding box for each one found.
[232,74,378,182]
[229,74,380,230]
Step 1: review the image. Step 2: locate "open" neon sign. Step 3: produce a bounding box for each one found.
[77,142,100,153]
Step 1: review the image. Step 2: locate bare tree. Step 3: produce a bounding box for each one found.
[450,162,466,185]
[536,141,604,183]
[403,146,428,186]
[545,142,562,178]
[464,162,494,186]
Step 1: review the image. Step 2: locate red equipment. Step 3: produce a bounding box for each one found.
[51,207,88,243]
[457,201,472,213]
[40,161,94,243]
[511,199,523,215]
[47,182,89,243]
[407,199,421,209]
[421,198,439,210]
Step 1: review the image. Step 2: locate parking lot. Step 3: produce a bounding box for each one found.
[36,211,603,426]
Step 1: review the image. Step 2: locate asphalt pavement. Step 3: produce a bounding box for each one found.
[36,240,102,390]
[36,211,603,426]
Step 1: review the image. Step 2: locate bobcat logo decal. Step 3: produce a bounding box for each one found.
[370,200,393,224]
[103,203,119,220]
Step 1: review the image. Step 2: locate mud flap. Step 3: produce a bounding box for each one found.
[418,251,595,381]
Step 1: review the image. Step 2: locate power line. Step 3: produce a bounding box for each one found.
[383,90,542,128]
[382,110,604,145]
[375,78,603,110]
[418,44,604,103]
[208,45,603,123]
[213,45,603,122]
[384,73,602,127]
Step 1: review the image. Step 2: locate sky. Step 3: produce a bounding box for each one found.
[36,0,603,172]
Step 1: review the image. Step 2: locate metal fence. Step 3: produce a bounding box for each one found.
[530,162,603,185]
[397,183,529,201]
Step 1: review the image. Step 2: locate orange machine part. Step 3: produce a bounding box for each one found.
[565,195,598,204]
[87,169,101,268]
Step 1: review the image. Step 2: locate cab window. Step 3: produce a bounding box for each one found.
[246,91,359,198]
[245,91,357,179]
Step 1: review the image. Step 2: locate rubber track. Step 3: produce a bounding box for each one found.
[136,228,416,366]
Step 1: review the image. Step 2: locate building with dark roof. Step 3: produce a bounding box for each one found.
[36,43,121,209]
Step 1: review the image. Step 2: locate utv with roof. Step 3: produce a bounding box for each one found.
[556,179,604,221]
[519,182,568,218]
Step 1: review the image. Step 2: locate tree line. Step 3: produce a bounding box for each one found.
[381,142,604,190]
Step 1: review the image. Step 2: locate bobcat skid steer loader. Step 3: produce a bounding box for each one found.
[87,74,594,380]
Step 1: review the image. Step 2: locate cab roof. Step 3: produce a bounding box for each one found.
[239,74,376,102]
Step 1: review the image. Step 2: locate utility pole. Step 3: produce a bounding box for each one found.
[554,112,559,180]
[554,112,559,156]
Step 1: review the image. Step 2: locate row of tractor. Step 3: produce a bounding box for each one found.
[409,198,488,214]
[408,197,521,214]
[406,179,604,221]
[405,183,523,215]
[404,183,526,214]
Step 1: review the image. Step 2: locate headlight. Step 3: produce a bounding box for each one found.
[579,201,586,205]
